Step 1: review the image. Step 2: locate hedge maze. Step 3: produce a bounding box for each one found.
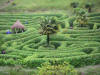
[0,13,100,68]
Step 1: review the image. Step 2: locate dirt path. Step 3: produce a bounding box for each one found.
[0,0,14,9]
[0,65,100,75]
[76,65,100,75]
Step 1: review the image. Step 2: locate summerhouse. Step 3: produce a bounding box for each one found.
[11,20,25,34]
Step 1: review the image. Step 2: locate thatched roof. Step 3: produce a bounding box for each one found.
[11,20,24,29]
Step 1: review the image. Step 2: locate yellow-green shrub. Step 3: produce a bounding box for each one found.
[38,62,78,75]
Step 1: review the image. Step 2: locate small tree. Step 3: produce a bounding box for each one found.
[40,17,59,46]
[68,17,76,28]
[85,3,93,13]
[70,2,79,8]
[74,8,88,27]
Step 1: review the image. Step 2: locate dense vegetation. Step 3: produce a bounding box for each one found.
[0,0,100,75]
[0,12,100,68]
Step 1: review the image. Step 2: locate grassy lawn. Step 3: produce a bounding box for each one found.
[0,0,99,12]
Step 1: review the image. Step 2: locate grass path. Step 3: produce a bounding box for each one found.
[77,65,100,75]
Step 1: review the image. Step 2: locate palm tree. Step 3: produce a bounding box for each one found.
[40,17,59,46]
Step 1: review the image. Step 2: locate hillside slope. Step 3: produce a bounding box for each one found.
[0,13,100,67]
[0,0,100,12]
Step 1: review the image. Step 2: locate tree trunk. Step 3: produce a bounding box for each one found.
[88,7,91,13]
[47,33,50,46]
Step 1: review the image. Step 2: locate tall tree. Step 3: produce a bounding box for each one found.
[70,2,79,8]
[85,3,93,13]
[40,17,59,46]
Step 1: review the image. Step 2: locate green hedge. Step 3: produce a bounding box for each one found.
[88,13,100,17]
[0,54,22,59]
[0,59,18,66]
[64,53,100,67]
[22,53,100,68]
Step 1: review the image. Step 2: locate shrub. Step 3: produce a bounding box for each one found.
[93,47,100,53]
[85,2,93,13]
[51,42,61,49]
[12,2,16,6]
[60,21,66,28]
[88,13,100,17]
[93,23,98,30]
[58,42,67,50]
[38,45,55,50]
[70,2,79,8]
[0,59,17,66]
[82,47,94,54]
[64,53,100,67]
[38,62,78,75]
[88,22,94,29]
[68,17,76,28]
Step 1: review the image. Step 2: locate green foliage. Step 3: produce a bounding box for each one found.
[40,16,60,45]
[93,23,98,30]
[70,2,79,8]
[51,41,61,49]
[40,16,59,35]
[74,8,88,27]
[65,53,100,67]
[85,2,93,12]
[82,47,94,54]
[68,16,76,28]
[0,13,100,69]
[38,62,78,75]
[12,2,16,6]
[88,13,100,17]
[85,3,93,8]
[0,59,16,66]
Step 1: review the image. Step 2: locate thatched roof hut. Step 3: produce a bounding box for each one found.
[11,20,24,29]
[11,20,25,33]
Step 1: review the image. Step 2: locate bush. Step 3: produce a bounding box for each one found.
[12,2,16,6]
[82,47,94,54]
[51,42,61,49]
[38,62,78,75]
[64,53,100,67]
[85,2,93,12]
[70,2,79,8]
[0,59,17,66]
[68,17,76,28]
[93,47,100,53]
[88,13,100,17]
[38,45,55,50]
[93,23,97,30]
[60,21,66,28]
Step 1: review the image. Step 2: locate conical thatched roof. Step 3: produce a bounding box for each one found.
[11,20,24,29]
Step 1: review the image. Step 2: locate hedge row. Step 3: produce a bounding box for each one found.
[65,53,100,67]
[62,29,100,34]
[88,13,100,17]
[22,53,100,68]
[0,54,22,59]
